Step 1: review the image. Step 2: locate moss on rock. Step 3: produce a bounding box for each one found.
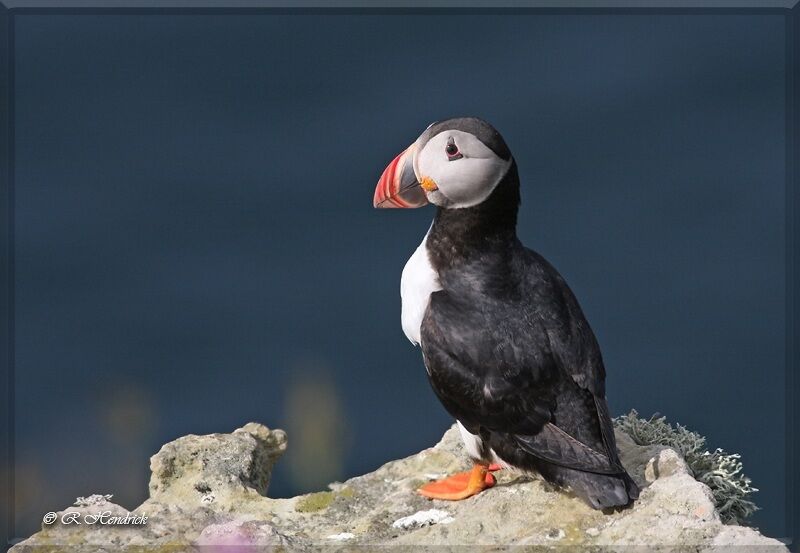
[613,409,759,524]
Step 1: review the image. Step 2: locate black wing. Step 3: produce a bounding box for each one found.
[420,247,623,474]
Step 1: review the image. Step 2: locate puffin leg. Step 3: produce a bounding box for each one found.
[418,462,496,500]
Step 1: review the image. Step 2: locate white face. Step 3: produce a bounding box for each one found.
[413,129,511,209]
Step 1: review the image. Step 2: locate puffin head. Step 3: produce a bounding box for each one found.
[373,117,513,210]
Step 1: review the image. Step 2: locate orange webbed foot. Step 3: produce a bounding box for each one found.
[418,463,496,501]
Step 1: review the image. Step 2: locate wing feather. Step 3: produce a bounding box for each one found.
[420,247,622,472]
[514,423,624,474]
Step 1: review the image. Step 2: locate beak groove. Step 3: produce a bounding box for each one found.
[373,145,428,209]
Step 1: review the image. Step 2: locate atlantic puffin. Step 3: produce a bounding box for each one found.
[373,117,639,509]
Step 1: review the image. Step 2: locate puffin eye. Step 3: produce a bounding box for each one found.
[445,138,462,161]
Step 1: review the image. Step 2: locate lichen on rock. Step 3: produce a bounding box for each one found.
[10,417,787,552]
[614,409,759,524]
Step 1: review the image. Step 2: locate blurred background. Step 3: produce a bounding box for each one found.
[8,12,787,539]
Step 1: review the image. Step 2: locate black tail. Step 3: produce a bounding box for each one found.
[536,461,639,510]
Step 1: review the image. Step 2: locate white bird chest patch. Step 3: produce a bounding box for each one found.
[400,231,441,345]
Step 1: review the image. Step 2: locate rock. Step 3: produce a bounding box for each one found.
[645,448,691,483]
[392,509,454,529]
[194,518,296,549]
[615,429,667,487]
[326,531,355,541]
[705,525,789,551]
[10,422,787,552]
[147,422,287,510]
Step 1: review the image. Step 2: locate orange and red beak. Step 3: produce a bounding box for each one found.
[373,145,428,209]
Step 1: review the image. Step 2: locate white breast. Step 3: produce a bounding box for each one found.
[400,230,441,345]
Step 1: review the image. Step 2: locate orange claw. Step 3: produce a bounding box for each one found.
[418,463,496,501]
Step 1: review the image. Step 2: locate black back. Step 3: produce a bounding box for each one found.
[420,163,626,476]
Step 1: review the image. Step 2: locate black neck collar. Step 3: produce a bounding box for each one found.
[426,161,521,271]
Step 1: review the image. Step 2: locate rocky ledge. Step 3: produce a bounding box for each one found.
[11,421,787,552]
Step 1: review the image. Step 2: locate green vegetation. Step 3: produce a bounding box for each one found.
[614,410,758,525]
[295,491,335,513]
[294,487,355,513]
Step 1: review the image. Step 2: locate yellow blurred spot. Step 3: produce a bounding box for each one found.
[98,382,158,506]
[285,362,349,492]
[100,383,156,447]
[6,462,45,519]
